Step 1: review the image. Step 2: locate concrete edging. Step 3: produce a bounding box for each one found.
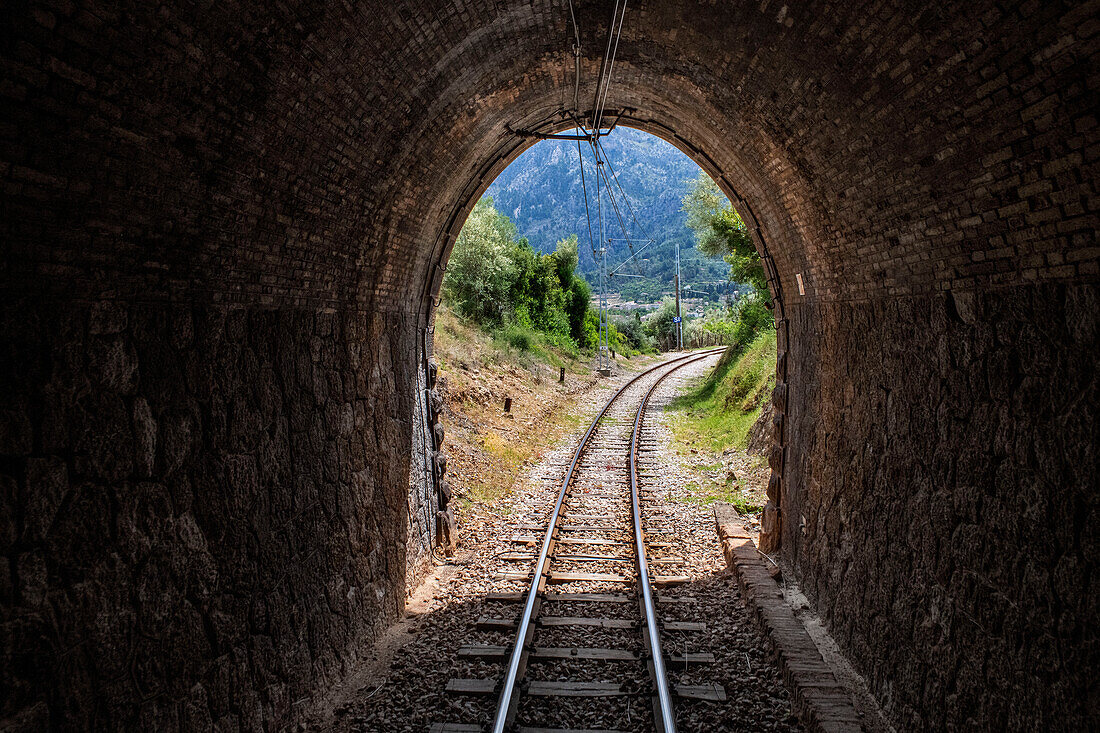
[714,503,863,733]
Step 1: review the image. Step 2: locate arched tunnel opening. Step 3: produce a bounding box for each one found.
[416,120,784,558]
[0,1,1096,730]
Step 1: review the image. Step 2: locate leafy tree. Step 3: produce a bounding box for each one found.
[565,273,591,346]
[580,309,600,349]
[508,239,571,338]
[681,173,769,299]
[643,298,679,348]
[552,234,579,286]
[443,197,614,355]
[442,196,517,324]
[611,310,654,353]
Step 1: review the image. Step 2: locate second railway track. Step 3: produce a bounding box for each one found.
[435,348,726,733]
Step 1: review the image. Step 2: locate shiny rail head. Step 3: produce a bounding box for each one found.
[489,349,724,733]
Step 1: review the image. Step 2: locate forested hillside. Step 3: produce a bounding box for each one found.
[487,127,727,300]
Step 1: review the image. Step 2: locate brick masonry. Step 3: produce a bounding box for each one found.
[715,504,862,732]
[783,283,1098,729]
[0,0,1097,729]
[0,300,414,728]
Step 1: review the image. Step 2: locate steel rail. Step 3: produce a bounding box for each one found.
[490,347,724,733]
[629,349,723,732]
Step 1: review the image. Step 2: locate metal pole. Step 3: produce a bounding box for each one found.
[596,147,609,372]
[674,238,682,350]
[604,246,609,367]
[600,245,608,371]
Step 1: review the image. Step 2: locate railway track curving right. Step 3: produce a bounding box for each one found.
[434,348,727,733]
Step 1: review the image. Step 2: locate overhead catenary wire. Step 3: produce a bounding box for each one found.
[608,236,660,276]
[576,137,599,261]
[591,0,628,133]
[597,135,656,245]
[565,0,629,369]
[596,164,645,277]
[589,133,658,279]
[568,0,581,112]
[592,148,632,248]
[584,133,643,278]
[596,155,655,277]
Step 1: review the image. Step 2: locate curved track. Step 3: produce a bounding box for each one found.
[435,349,725,733]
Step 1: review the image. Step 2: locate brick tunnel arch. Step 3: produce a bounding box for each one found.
[0,1,1095,730]
[415,112,795,555]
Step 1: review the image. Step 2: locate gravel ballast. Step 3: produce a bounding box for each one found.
[311,354,802,732]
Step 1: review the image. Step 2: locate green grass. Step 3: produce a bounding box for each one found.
[669,330,777,454]
[436,306,586,375]
[671,477,762,512]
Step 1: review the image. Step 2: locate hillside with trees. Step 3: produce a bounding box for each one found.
[486,127,728,301]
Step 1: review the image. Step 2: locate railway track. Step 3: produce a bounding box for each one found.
[434,349,726,733]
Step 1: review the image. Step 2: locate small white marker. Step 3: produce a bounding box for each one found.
[795,273,806,296]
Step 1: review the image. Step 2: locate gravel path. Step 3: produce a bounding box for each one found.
[314,354,801,732]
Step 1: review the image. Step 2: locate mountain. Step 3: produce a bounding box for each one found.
[486,127,729,303]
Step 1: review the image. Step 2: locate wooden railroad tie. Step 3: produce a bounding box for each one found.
[475,616,705,632]
[458,645,714,666]
[484,591,695,604]
[509,535,676,549]
[491,570,692,584]
[445,678,725,701]
[497,552,685,564]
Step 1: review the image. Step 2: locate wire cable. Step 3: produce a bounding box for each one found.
[576,136,599,262]
[597,135,655,246]
[589,136,645,276]
[568,0,581,113]
[592,0,628,132]
[590,0,618,130]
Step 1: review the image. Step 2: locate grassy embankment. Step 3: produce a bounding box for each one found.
[669,329,777,513]
[434,306,651,509]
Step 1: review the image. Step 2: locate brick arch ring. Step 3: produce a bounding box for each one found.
[416,110,791,552]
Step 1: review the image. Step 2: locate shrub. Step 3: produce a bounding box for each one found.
[443,199,616,357]
[502,324,532,351]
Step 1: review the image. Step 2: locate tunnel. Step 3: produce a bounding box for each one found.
[1,0,1096,729]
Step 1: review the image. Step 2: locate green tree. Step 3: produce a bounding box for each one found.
[644,298,679,347]
[611,310,654,353]
[508,239,571,338]
[681,173,769,299]
[552,234,579,286]
[442,196,517,324]
[443,195,645,356]
[565,274,591,346]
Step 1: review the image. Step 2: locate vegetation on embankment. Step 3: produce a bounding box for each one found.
[434,305,652,508]
[443,196,652,356]
[672,329,777,451]
[668,329,777,515]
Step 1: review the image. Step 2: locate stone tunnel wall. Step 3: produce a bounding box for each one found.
[782,282,1098,729]
[1,0,1097,730]
[0,300,416,729]
[407,352,437,590]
